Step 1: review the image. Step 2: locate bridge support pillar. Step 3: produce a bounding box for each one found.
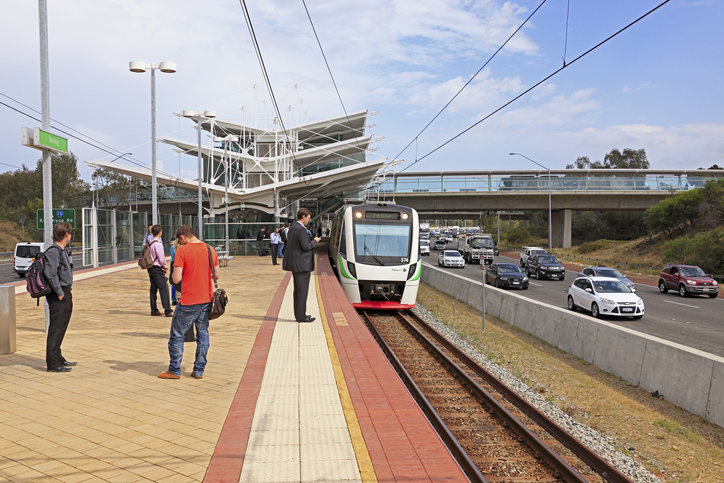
[551,209,571,248]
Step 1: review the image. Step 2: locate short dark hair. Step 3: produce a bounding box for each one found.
[52,222,72,242]
[151,224,162,236]
[175,224,195,240]
[297,207,311,220]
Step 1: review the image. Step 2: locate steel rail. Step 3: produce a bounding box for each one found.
[404,310,634,483]
[359,310,488,483]
[392,311,589,482]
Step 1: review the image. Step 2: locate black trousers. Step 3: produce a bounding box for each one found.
[271,244,279,265]
[46,288,72,369]
[148,266,171,314]
[292,271,311,322]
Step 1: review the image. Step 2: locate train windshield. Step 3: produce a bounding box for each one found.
[355,224,411,263]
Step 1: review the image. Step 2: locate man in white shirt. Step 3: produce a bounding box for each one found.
[270,228,282,266]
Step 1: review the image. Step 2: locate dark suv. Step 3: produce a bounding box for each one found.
[526,253,565,280]
[658,264,719,298]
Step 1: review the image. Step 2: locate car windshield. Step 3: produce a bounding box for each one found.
[498,264,522,273]
[420,240,429,246]
[592,280,631,293]
[354,224,410,260]
[471,238,493,248]
[597,268,624,278]
[16,245,41,258]
[537,255,557,264]
[680,266,707,277]
[444,251,461,258]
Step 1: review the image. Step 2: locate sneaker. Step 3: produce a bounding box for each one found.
[191,372,203,379]
[158,371,180,379]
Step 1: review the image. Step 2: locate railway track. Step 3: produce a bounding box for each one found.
[360,309,633,483]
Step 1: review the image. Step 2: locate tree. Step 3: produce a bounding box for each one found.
[36,152,90,209]
[92,169,133,209]
[565,148,649,169]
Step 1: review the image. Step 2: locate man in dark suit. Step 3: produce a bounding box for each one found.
[283,208,321,322]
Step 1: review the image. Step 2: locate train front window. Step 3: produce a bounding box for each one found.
[354,224,411,264]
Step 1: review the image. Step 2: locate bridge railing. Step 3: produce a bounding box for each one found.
[365,173,720,195]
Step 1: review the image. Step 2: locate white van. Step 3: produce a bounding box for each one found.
[14,242,45,277]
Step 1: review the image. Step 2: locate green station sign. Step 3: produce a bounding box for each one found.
[37,209,76,230]
[35,128,68,153]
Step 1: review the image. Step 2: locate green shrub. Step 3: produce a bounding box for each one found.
[504,225,535,246]
[577,239,614,254]
[663,228,724,274]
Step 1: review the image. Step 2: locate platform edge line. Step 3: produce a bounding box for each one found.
[316,256,378,483]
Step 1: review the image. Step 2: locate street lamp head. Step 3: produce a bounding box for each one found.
[203,110,216,118]
[182,110,216,119]
[129,61,146,73]
[509,153,516,156]
[158,61,176,73]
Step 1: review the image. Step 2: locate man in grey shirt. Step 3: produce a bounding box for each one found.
[44,222,76,373]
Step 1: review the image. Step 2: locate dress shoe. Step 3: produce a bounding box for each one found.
[47,366,71,373]
[165,312,174,317]
[298,316,315,323]
[191,372,203,379]
[158,371,180,379]
[62,361,77,367]
[151,311,162,316]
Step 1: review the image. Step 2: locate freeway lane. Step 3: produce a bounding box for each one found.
[425,249,724,358]
[0,254,84,285]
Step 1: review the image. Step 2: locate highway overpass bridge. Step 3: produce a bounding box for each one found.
[366,169,724,248]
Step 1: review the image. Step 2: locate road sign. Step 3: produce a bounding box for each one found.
[37,209,76,230]
[20,127,68,154]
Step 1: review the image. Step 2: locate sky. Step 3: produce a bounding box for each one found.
[1,0,722,183]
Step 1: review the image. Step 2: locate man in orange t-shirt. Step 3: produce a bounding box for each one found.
[159,225,219,380]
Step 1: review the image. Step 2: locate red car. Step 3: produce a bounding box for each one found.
[658,264,719,298]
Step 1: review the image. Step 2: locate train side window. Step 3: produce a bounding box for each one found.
[339,226,347,255]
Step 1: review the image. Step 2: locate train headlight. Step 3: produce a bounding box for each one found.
[407,263,418,280]
[355,211,363,219]
[401,212,409,220]
[347,262,357,278]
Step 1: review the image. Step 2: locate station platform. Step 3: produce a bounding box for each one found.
[0,251,465,482]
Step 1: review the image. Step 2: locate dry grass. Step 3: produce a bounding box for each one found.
[0,220,36,253]
[417,283,724,482]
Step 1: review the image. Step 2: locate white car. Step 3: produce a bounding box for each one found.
[420,239,430,256]
[520,246,547,267]
[438,250,465,268]
[567,276,644,320]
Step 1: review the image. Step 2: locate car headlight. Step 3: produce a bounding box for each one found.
[637,298,644,305]
[600,298,615,305]
[713,280,719,286]
[500,277,508,281]
[686,280,696,286]
[523,277,528,282]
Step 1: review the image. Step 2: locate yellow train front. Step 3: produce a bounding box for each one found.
[329,203,421,309]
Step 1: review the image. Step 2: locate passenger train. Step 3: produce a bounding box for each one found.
[329,203,421,309]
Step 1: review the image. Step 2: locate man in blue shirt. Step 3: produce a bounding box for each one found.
[270,228,282,266]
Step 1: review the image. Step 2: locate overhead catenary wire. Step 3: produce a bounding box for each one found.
[399,0,671,173]
[563,0,571,66]
[391,0,548,164]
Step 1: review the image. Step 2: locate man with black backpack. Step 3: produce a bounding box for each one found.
[44,222,76,373]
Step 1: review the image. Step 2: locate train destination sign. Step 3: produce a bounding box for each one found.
[365,212,400,220]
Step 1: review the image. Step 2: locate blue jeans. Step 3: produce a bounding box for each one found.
[168,302,210,376]
[278,244,283,257]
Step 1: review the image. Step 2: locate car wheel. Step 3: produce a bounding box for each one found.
[658,280,668,293]
[632,315,643,320]
[537,269,542,280]
[591,302,601,319]
[559,274,565,281]
[567,296,577,311]
[679,285,688,297]
[709,293,718,298]
[495,279,500,288]
[18,273,26,278]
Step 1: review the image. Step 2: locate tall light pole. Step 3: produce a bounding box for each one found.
[183,110,216,240]
[509,153,552,254]
[129,61,176,225]
[215,135,239,255]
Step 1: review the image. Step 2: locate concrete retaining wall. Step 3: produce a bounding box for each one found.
[421,262,724,428]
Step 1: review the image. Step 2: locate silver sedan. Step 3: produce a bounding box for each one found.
[438,250,465,268]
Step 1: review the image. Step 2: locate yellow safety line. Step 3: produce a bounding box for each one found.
[315,258,378,483]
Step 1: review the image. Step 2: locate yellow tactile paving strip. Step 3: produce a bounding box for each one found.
[315,268,378,483]
[0,257,285,483]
